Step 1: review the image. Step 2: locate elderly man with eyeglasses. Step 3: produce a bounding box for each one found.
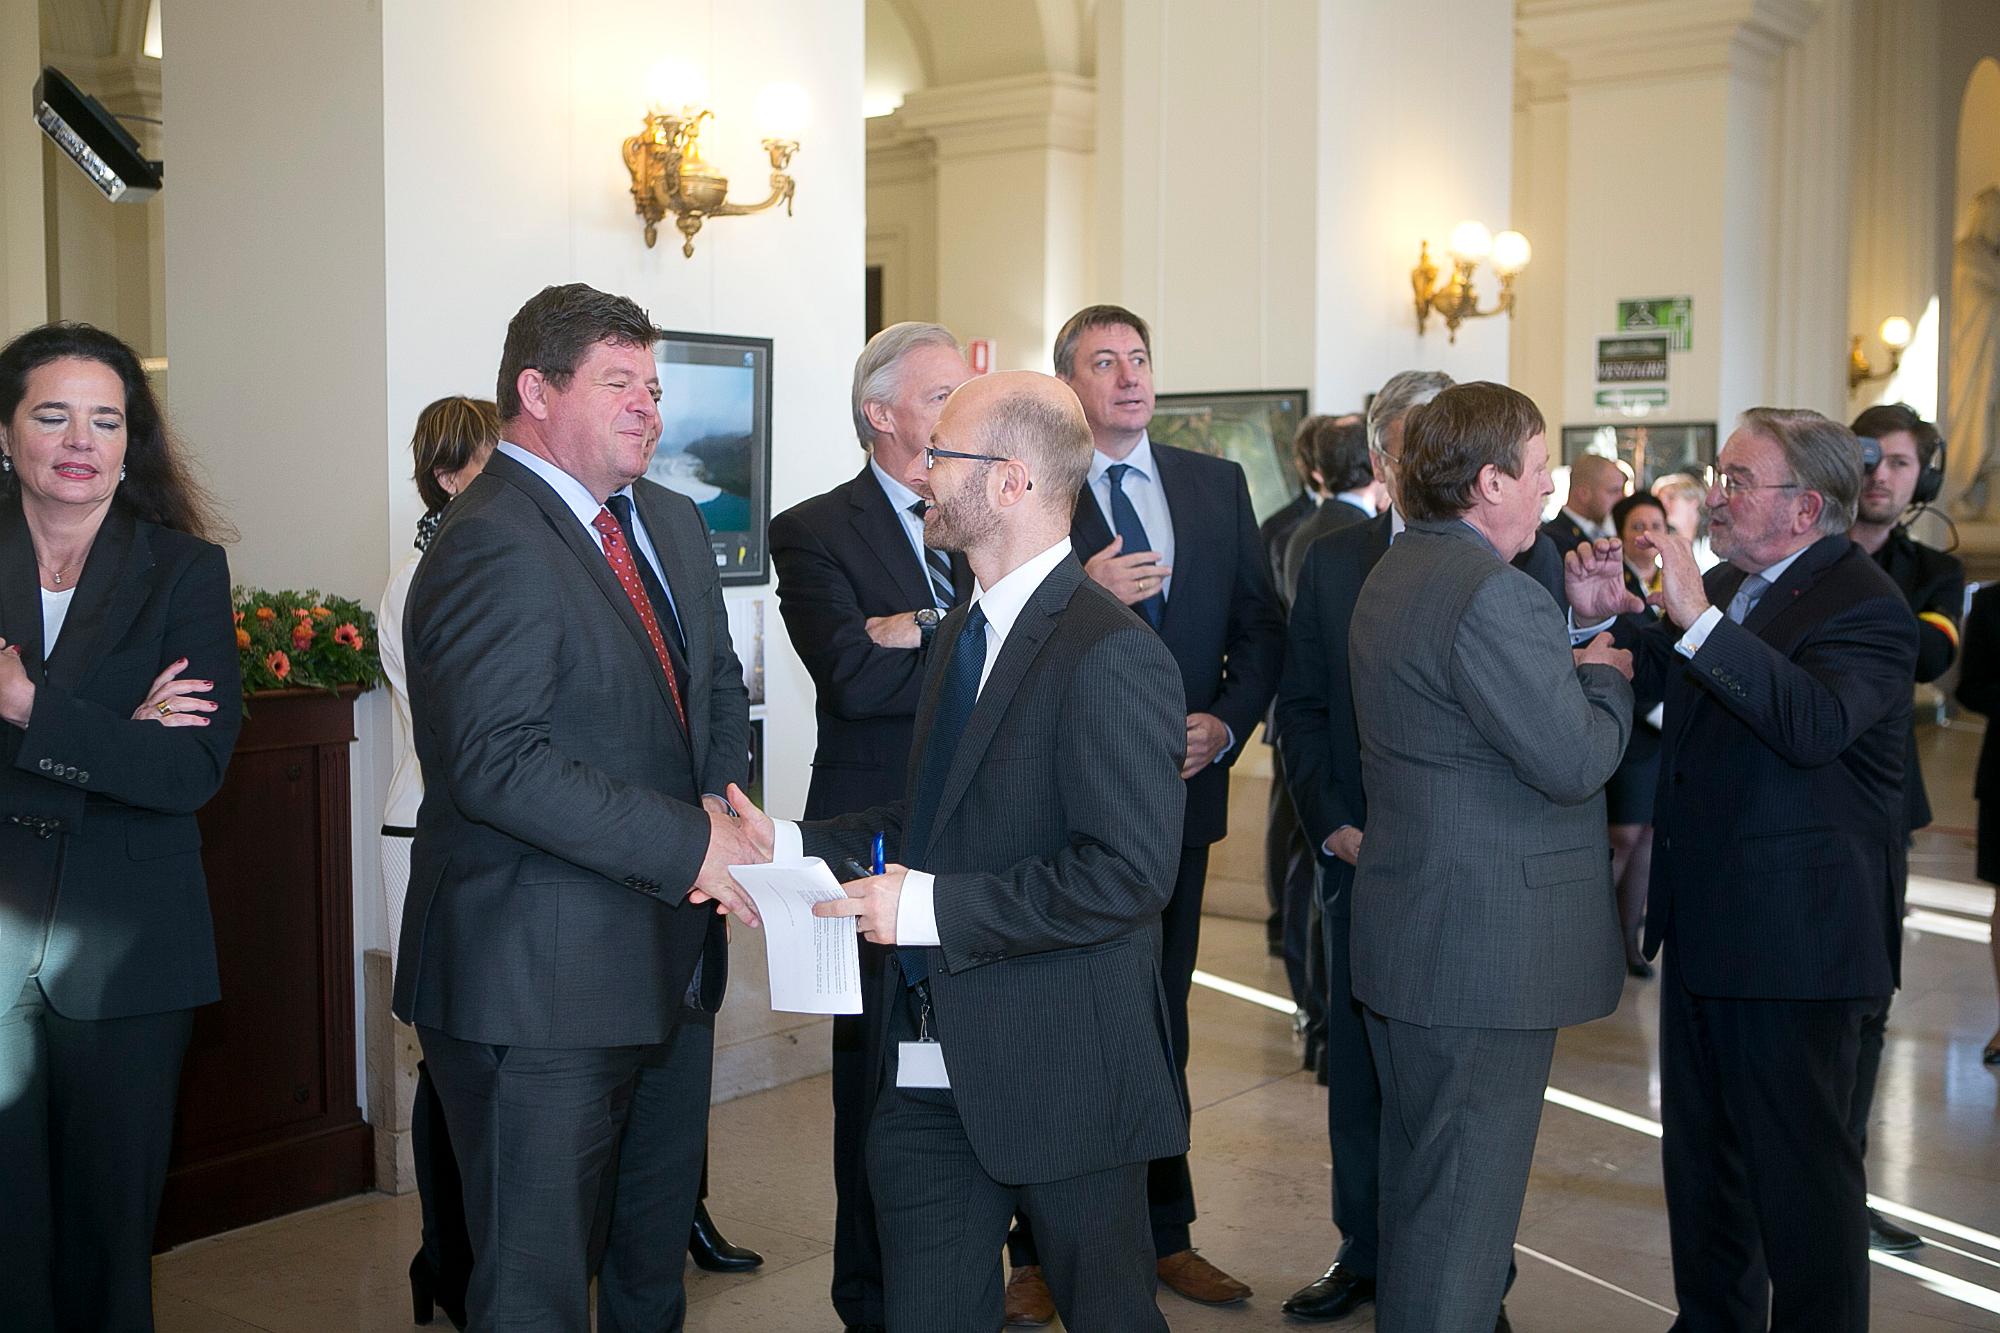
[1567,408,1918,1333]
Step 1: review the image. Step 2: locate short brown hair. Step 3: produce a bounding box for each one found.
[496,283,657,420]
[411,396,502,512]
[1397,381,1546,521]
[1053,304,1152,378]
[1309,415,1372,493]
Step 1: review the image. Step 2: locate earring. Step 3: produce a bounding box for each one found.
[0,454,10,472]
[119,465,127,481]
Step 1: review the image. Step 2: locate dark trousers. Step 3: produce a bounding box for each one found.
[421,1021,709,1333]
[1009,842,1207,1268]
[1659,953,1874,1333]
[0,976,194,1333]
[1319,878,1380,1277]
[411,1060,473,1307]
[1267,751,1322,1037]
[1847,996,1890,1156]
[830,940,891,1327]
[870,992,1165,1333]
[1366,1008,1555,1333]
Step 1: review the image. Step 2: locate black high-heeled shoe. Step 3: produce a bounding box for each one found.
[410,1252,468,1329]
[688,1202,764,1272]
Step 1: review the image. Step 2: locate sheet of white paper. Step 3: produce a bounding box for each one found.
[729,857,864,1014]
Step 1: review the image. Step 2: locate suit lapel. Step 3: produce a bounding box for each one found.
[1366,511,1394,568]
[1070,480,1114,558]
[45,507,149,693]
[1148,445,1190,633]
[1743,535,1844,639]
[847,465,935,610]
[489,454,691,753]
[0,500,44,681]
[922,559,1081,855]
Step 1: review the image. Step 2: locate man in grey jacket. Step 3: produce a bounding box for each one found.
[1347,381,1632,1333]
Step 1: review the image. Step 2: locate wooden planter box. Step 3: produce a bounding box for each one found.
[155,686,374,1248]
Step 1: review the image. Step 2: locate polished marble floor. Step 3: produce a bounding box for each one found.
[154,720,2000,1331]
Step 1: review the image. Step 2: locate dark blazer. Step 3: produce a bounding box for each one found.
[393,451,748,1047]
[769,462,970,819]
[803,556,1189,1185]
[1281,497,1370,603]
[1870,526,1963,833]
[1956,585,2000,878]
[1070,443,1284,846]
[1275,510,1391,911]
[1624,536,1916,999]
[1348,521,1631,1029]
[1510,530,1572,614]
[1258,490,1314,594]
[1540,510,1593,556]
[0,500,242,1019]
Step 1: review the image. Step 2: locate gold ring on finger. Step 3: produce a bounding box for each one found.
[156,700,173,716]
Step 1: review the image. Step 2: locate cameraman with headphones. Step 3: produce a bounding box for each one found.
[1846,401,1962,1255]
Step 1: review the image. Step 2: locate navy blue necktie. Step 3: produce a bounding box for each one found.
[898,602,989,987]
[1105,463,1164,628]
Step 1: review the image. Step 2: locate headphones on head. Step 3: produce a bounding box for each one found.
[1853,402,1946,508]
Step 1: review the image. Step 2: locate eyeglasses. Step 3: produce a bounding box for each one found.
[1715,473,1803,499]
[924,446,1033,489]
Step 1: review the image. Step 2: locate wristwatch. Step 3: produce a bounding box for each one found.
[914,607,942,646]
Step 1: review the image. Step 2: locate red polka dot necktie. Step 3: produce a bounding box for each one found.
[592,506,687,729]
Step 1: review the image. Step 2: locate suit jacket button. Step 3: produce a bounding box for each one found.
[38,758,51,771]
[77,771,88,783]
[1659,836,1671,851]
[64,766,76,779]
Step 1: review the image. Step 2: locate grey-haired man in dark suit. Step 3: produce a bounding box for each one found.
[736,370,1190,1332]
[1348,381,1632,1333]
[395,284,764,1332]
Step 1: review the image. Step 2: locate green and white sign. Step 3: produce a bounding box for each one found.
[1595,386,1670,414]
[1617,297,1693,352]
[1597,334,1670,384]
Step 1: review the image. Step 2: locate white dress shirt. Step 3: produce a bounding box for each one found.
[772,536,1076,946]
[41,585,76,652]
[497,441,682,632]
[1334,489,1379,519]
[1561,506,1612,542]
[1673,542,1811,658]
[1085,434,1175,600]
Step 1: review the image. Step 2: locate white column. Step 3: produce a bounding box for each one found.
[895,73,1095,370]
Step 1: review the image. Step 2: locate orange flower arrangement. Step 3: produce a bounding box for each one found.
[233,587,381,696]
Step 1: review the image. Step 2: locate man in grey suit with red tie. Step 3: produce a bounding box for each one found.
[736,371,1190,1332]
[395,284,765,1331]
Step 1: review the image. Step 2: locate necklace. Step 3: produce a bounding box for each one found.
[37,550,87,589]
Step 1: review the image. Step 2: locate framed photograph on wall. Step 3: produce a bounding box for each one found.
[1150,388,1310,524]
[649,330,773,586]
[1560,420,1717,489]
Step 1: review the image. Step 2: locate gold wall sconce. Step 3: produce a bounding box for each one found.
[622,76,806,257]
[1412,221,1531,342]
[1848,315,1911,392]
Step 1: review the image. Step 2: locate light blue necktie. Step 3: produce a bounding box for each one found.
[1726,574,1769,625]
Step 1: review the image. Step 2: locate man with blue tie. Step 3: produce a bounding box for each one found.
[770,322,975,1333]
[1002,304,1284,1319]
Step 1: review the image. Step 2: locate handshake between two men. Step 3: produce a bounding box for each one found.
[690,785,910,945]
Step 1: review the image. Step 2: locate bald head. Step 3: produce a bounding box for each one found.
[941,371,1096,508]
[1566,452,1629,524]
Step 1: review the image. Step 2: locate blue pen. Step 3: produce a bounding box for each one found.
[871,832,886,877]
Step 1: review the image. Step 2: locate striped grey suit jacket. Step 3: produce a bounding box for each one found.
[804,554,1190,1185]
[1347,520,1631,1030]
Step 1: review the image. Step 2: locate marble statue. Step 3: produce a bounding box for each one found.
[1949,187,2000,518]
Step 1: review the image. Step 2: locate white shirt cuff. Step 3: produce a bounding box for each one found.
[1675,605,1725,659]
[1212,723,1237,767]
[771,819,803,861]
[896,870,941,946]
[1567,610,1616,646]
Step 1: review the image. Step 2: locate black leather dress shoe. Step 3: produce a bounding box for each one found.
[1280,1263,1375,1321]
[1868,1208,1923,1253]
[688,1203,764,1272]
[1495,1304,1513,1333]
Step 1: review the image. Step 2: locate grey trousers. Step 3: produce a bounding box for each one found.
[421,1019,710,1333]
[1365,1009,1556,1333]
[870,993,1166,1333]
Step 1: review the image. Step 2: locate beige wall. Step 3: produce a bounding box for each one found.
[1,0,46,335]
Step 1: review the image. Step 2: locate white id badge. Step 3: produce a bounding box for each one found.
[897,1040,952,1088]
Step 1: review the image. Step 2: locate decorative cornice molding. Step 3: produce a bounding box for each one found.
[866,113,939,187]
[895,72,1095,158]
[1517,0,1820,87]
